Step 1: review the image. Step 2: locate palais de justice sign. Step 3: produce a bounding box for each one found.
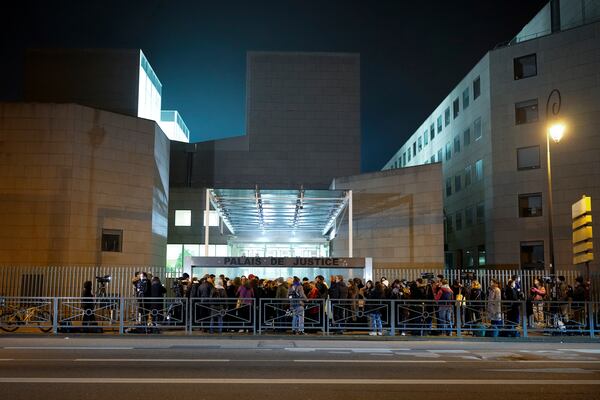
[191,256,365,268]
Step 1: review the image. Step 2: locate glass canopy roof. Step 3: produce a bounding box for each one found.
[208,188,349,236]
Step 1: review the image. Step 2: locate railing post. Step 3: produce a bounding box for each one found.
[187,298,193,335]
[390,300,395,336]
[119,297,124,335]
[253,299,257,336]
[258,299,262,335]
[456,302,462,337]
[321,299,326,335]
[588,302,595,338]
[325,299,330,336]
[521,301,528,338]
[52,297,58,335]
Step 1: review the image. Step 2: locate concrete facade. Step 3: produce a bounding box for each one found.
[383,4,600,272]
[0,102,169,267]
[331,164,444,269]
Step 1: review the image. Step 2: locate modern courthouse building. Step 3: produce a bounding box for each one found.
[382,0,600,272]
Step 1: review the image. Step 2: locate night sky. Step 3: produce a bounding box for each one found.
[1,0,547,172]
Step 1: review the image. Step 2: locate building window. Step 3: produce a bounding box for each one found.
[453,98,459,119]
[437,149,442,163]
[444,107,450,127]
[403,152,406,166]
[424,131,428,146]
[463,128,471,147]
[465,165,472,187]
[203,210,219,227]
[514,54,537,80]
[447,214,453,234]
[474,117,482,140]
[413,142,417,157]
[477,245,486,266]
[455,175,462,192]
[430,123,435,140]
[418,137,422,152]
[463,88,469,109]
[446,177,452,197]
[519,193,543,218]
[476,202,485,224]
[430,155,435,163]
[473,76,481,100]
[517,145,540,170]
[445,143,452,161]
[465,206,474,227]
[515,99,539,125]
[475,159,483,181]
[175,210,192,226]
[407,149,411,162]
[437,116,442,133]
[520,241,544,269]
[101,229,123,252]
[454,136,461,154]
[456,211,463,231]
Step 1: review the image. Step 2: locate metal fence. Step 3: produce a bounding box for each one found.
[1,297,598,338]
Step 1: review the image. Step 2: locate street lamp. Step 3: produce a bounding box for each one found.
[545,89,564,277]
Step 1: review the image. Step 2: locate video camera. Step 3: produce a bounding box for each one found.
[95,275,111,284]
[421,272,435,281]
[541,276,555,284]
[460,271,476,281]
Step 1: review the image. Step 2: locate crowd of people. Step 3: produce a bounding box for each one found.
[79,272,593,336]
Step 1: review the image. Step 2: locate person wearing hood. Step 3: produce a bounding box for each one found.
[288,276,308,335]
[433,279,454,335]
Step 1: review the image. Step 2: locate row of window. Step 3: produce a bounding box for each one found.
[446,203,485,234]
[445,159,483,197]
[174,210,220,227]
[394,76,481,169]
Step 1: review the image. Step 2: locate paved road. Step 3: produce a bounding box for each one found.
[0,337,599,399]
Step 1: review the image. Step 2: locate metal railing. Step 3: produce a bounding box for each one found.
[1,297,598,338]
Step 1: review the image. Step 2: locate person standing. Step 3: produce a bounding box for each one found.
[530,278,547,328]
[487,279,502,337]
[149,276,166,326]
[210,279,227,334]
[81,281,95,331]
[329,275,348,333]
[288,277,308,335]
[366,281,384,336]
[503,279,520,337]
[433,279,454,335]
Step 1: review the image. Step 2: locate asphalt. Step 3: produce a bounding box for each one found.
[1,337,599,399]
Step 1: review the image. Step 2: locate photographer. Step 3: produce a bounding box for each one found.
[81,281,95,329]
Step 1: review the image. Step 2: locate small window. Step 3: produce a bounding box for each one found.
[462,88,469,109]
[430,124,435,140]
[465,206,474,226]
[447,214,453,234]
[418,137,423,152]
[517,145,540,170]
[463,128,471,147]
[455,175,462,192]
[464,165,472,187]
[445,143,452,161]
[403,152,407,165]
[444,107,450,126]
[475,159,483,181]
[473,76,481,100]
[175,210,192,226]
[413,142,417,157]
[203,210,219,227]
[514,54,537,80]
[454,136,461,154]
[437,149,442,163]
[101,229,123,252]
[474,117,482,140]
[455,211,463,231]
[515,99,539,125]
[437,116,442,133]
[446,177,452,197]
[424,131,428,146]
[519,193,543,217]
[453,98,459,119]
[476,202,485,224]
[407,149,411,162]
[520,241,544,269]
[430,155,435,163]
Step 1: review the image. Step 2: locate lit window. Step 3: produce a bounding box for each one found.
[437,116,442,133]
[444,107,450,126]
[473,76,481,100]
[514,54,537,80]
[475,159,483,181]
[519,193,543,218]
[424,131,428,146]
[474,117,482,140]
[430,124,435,140]
[463,88,469,109]
[175,210,192,226]
[515,99,538,125]
[203,210,219,227]
[517,146,540,170]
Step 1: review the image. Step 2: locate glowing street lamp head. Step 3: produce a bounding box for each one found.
[548,122,565,143]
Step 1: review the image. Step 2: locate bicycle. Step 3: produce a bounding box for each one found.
[0,298,53,333]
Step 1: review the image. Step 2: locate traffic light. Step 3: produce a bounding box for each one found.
[572,195,593,265]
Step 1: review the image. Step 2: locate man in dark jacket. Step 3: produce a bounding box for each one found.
[329,275,348,332]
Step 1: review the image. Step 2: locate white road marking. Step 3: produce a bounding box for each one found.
[428,350,468,353]
[75,359,229,362]
[284,347,411,352]
[3,347,134,350]
[352,349,392,353]
[0,378,598,385]
[558,349,600,354]
[0,359,13,361]
[328,351,351,354]
[294,359,446,363]
[486,368,595,374]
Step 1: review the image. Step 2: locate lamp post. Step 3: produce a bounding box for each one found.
[545,89,565,277]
